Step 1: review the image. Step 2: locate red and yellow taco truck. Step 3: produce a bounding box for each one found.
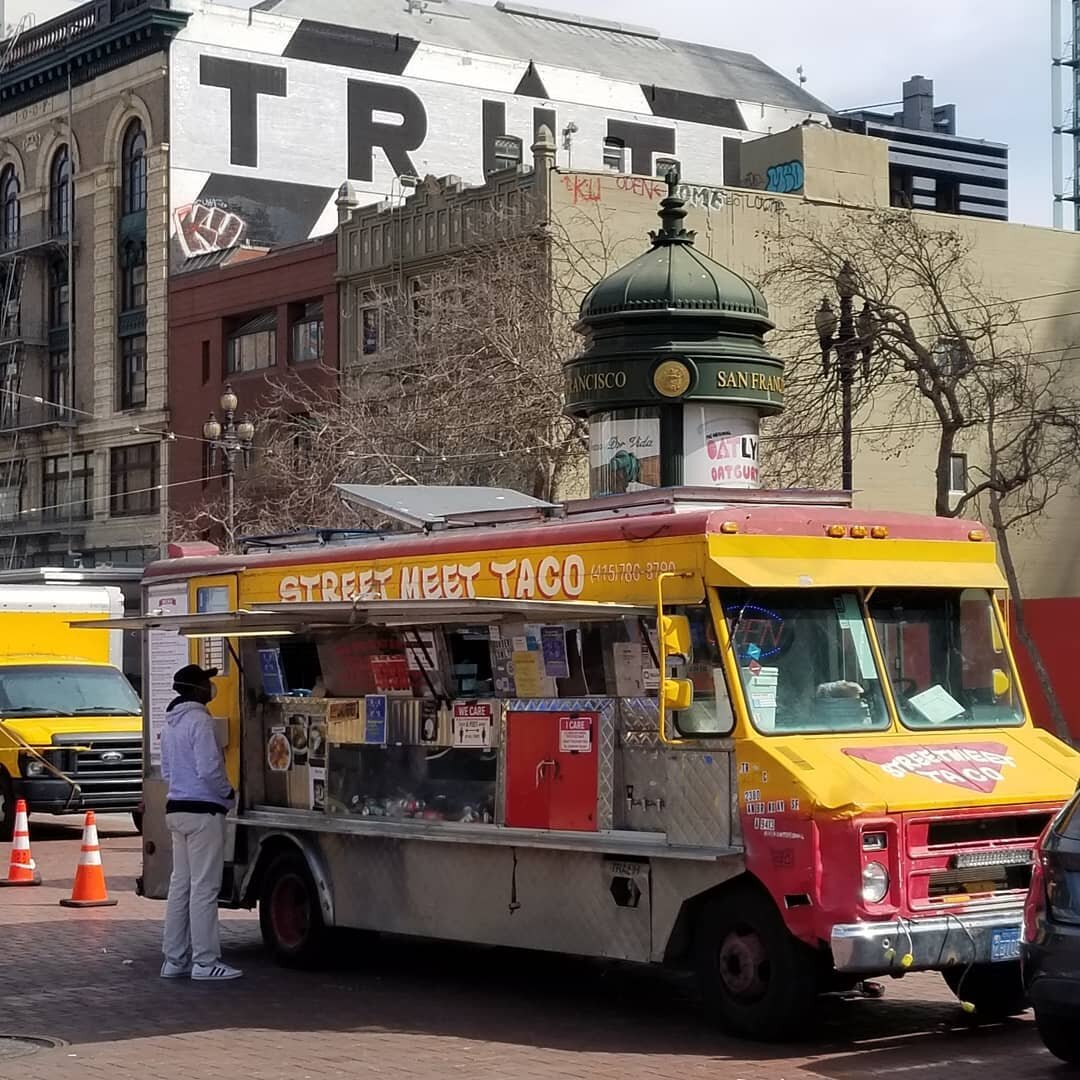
[104,486,1079,1037]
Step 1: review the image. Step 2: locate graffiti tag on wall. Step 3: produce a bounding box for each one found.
[174,202,248,258]
[764,160,804,194]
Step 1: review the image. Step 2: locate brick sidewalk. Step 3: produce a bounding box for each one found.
[0,817,1059,1080]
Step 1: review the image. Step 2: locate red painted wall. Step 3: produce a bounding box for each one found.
[167,236,338,519]
[1009,597,1080,741]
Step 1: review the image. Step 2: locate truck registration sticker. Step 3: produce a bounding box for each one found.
[990,926,1021,962]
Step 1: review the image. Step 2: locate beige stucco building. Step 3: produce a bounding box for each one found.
[0,4,186,568]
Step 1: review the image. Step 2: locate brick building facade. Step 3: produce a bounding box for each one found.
[166,235,338,524]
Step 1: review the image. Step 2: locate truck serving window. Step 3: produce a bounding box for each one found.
[722,590,889,735]
[869,588,1023,730]
[0,664,141,717]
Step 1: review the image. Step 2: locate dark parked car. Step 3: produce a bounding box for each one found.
[1023,789,1080,1065]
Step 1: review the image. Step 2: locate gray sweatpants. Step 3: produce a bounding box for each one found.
[162,811,226,969]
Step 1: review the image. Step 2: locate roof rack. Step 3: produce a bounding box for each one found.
[334,484,561,531]
[564,486,854,519]
[239,527,389,553]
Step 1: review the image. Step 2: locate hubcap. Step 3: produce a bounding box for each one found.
[270,874,311,950]
[718,928,770,1002]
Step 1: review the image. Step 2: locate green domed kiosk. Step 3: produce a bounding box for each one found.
[564,169,786,496]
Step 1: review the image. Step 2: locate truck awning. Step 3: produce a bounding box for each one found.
[69,597,653,637]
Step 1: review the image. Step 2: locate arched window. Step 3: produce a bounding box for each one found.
[49,145,71,238]
[1,166,19,249]
[121,120,146,215]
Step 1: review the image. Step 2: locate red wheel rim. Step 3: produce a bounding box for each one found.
[270,873,310,950]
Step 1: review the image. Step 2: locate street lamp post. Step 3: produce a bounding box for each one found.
[814,261,874,491]
[202,384,256,542]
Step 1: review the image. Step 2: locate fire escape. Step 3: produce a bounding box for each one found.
[0,14,78,567]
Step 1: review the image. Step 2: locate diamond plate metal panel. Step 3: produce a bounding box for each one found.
[318,830,653,961]
[665,752,737,847]
[616,748,668,831]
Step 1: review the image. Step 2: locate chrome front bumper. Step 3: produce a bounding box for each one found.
[830,904,1024,974]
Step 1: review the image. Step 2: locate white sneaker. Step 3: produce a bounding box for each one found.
[160,960,192,979]
[191,961,242,981]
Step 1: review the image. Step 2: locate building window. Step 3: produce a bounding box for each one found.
[120,241,146,311]
[49,145,71,238]
[43,452,93,521]
[361,306,380,355]
[47,261,69,328]
[110,442,159,516]
[290,301,324,364]
[48,350,69,419]
[120,334,147,410]
[226,312,276,374]
[948,453,968,494]
[603,137,626,172]
[936,178,960,215]
[655,157,680,179]
[1,165,19,249]
[121,120,147,216]
[492,134,523,173]
[0,387,19,429]
[201,340,210,383]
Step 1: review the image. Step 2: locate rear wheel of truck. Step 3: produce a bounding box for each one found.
[943,962,1028,1019]
[258,851,331,968]
[0,772,14,842]
[694,883,820,1040]
[1035,1010,1080,1064]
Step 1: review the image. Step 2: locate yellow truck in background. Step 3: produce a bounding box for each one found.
[0,585,143,838]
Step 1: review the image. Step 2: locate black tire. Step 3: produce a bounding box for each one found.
[694,883,821,1040]
[943,962,1028,1019]
[0,772,14,842]
[258,850,332,968]
[1036,1010,1080,1064]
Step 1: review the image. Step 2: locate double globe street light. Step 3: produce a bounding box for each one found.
[814,260,876,492]
[203,384,256,540]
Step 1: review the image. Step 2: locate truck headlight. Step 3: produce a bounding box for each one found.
[861,861,890,904]
[24,758,48,777]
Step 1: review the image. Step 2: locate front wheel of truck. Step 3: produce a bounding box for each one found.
[258,850,331,969]
[943,962,1028,1019]
[694,883,820,1040]
[0,772,14,842]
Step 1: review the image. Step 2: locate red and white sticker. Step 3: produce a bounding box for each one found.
[559,716,592,753]
[843,743,1016,794]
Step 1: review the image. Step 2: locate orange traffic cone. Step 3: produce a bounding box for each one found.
[0,799,40,887]
[59,811,117,908]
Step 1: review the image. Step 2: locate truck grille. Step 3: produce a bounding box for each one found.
[53,734,142,810]
[905,807,1050,911]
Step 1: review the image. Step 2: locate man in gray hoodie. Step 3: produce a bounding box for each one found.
[160,664,241,981]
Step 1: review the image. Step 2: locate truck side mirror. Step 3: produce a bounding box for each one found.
[663,677,694,713]
[992,668,1011,699]
[660,614,692,665]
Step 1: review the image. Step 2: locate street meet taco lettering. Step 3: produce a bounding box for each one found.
[843,743,1017,794]
[278,555,587,603]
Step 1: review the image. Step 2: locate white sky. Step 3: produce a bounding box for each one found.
[13,0,1055,227]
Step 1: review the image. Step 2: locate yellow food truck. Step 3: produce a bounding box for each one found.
[108,486,1080,1038]
[0,584,143,837]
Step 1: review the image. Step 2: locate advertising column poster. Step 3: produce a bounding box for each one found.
[589,411,661,495]
[683,404,761,489]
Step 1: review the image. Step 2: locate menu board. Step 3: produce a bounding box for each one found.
[318,631,411,696]
[146,583,189,767]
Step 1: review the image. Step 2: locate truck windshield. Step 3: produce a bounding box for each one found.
[722,590,889,734]
[0,665,141,718]
[869,588,1023,729]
